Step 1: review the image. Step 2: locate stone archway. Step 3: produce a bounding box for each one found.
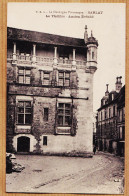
[17,136,30,152]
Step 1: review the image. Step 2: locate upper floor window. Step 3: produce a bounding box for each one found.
[58,103,71,126]
[123,108,125,121]
[113,105,116,116]
[109,108,111,118]
[119,126,125,140]
[18,68,31,84]
[92,51,94,59]
[42,71,50,85]
[58,71,70,87]
[112,93,114,100]
[105,109,107,119]
[43,108,49,121]
[101,111,102,121]
[17,101,31,125]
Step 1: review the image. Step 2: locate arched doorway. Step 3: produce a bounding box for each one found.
[17,136,30,152]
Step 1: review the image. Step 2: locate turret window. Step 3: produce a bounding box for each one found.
[92,51,94,59]
[112,94,114,100]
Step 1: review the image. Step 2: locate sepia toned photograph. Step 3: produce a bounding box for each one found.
[6,3,125,194]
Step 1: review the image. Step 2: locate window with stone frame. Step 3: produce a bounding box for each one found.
[123,107,125,121]
[17,101,32,125]
[119,126,125,140]
[42,71,50,85]
[43,108,49,121]
[101,111,102,121]
[18,67,31,84]
[92,51,94,59]
[58,71,70,87]
[57,103,71,126]
[43,136,47,145]
[105,109,107,119]
[109,108,111,118]
[113,105,116,116]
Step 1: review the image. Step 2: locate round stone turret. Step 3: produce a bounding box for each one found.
[86,30,98,73]
[86,30,98,47]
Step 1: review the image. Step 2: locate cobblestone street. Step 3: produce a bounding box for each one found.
[6,152,124,194]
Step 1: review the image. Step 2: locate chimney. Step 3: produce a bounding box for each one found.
[84,25,88,44]
[116,76,122,93]
[105,84,109,97]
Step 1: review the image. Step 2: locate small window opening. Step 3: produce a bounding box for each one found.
[43,136,47,145]
[92,51,94,59]
[44,108,49,121]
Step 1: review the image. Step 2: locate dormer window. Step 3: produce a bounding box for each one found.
[92,51,94,59]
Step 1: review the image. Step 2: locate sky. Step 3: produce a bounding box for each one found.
[7,3,125,113]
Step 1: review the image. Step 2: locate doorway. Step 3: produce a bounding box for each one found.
[17,136,30,152]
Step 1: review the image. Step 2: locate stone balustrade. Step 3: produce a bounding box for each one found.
[7,53,87,66]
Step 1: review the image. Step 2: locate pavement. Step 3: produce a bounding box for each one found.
[6,151,124,194]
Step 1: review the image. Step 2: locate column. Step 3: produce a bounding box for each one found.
[13,42,17,60]
[72,49,76,66]
[72,49,76,71]
[54,47,57,65]
[52,47,57,86]
[32,44,36,63]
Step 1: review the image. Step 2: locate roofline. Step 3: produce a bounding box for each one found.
[7,26,87,48]
[97,85,125,111]
[97,97,118,111]
[7,26,83,40]
[7,37,87,48]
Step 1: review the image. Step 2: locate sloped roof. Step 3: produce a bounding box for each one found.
[117,85,125,108]
[98,85,125,111]
[7,27,86,48]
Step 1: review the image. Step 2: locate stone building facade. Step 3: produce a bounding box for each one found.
[96,77,125,156]
[6,26,98,157]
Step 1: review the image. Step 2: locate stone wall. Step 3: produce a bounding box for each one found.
[7,44,95,156]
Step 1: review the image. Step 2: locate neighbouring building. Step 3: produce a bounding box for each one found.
[93,112,97,146]
[96,77,125,156]
[6,26,98,157]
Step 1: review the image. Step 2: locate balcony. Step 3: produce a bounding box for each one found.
[7,53,87,67]
[58,58,72,65]
[36,56,53,66]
